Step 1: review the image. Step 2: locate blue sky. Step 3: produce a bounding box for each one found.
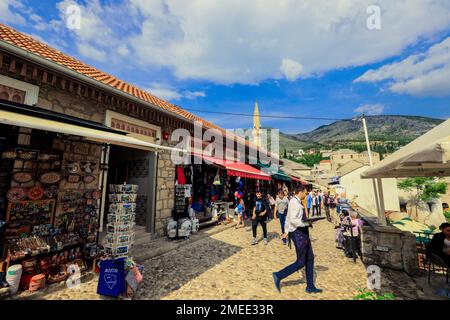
[1,0,450,133]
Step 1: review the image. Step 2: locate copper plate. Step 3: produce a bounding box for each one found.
[12,172,33,183]
[39,172,62,184]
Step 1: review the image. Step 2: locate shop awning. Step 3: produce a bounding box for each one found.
[257,162,292,182]
[361,118,450,179]
[0,100,186,153]
[199,154,272,181]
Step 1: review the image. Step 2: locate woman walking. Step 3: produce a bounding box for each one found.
[235,197,246,229]
[274,190,289,245]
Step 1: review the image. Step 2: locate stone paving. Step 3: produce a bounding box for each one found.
[12,219,446,300]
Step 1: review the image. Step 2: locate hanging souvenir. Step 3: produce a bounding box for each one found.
[1,150,17,159]
[81,161,92,173]
[39,172,62,184]
[7,187,27,202]
[28,186,44,201]
[67,174,81,183]
[66,162,81,174]
[38,154,50,161]
[17,150,38,160]
[91,190,102,200]
[12,171,34,184]
[83,175,96,184]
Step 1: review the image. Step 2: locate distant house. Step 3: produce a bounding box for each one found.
[298,149,306,156]
[330,149,380,173]
[280,158,313,180]
[320,149,333,158]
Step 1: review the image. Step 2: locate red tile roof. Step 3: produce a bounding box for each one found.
[0,23,267,155]
[0,23,219,129]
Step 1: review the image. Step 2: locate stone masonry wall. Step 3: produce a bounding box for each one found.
[155,150,176,236]
[360,224,419,276]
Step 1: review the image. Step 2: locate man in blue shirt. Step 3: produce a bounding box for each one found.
[251,190,268,245]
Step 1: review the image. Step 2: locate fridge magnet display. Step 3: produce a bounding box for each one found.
[82,174,96,184]
[67,174,81,183]
[16,149,39,161]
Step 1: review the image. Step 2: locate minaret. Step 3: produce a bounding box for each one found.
[253,102,261,148]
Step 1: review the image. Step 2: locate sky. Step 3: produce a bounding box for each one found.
[1,0,450,133]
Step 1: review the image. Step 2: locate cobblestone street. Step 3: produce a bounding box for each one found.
[26,219,371,300]
[135,219,368,300]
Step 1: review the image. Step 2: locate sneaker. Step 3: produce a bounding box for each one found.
[272,273,281,293]
[263,238,268,245]
[251,238,258,245]
[305,287,323,294]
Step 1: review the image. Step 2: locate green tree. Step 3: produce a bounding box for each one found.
[283,148,287,158]
[292,153,323,167]
[398,177,448,220]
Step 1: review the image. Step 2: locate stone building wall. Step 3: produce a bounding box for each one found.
[155,150,176,236]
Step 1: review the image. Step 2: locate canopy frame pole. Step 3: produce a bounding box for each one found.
[376,178,387,226]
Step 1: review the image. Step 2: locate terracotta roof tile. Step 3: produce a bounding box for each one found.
[0,23,267,153]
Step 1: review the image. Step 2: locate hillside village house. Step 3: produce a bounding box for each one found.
[0,22,273,259]
[330,149,380,173]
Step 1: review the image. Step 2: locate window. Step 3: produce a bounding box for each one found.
[0,75,39,105]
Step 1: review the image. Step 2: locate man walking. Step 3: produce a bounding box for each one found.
[311,191,319,216]
[274,190,289,245]
[323,191,331,222]
[251,190,268,245]
[272,186,322,294]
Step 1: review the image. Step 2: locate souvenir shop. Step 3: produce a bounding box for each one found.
[0,123,104,293]
[173,154,272,228]
[0,102,161,297]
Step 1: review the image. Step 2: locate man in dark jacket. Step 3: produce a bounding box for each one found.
[251,190,268,245]
[426,223,450,266]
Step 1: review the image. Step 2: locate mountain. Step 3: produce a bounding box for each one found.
[280,115,445,152]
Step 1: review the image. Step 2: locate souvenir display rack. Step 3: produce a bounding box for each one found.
[0,133,104,292]
[104,184,138,258]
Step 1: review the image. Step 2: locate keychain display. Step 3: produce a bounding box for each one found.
[105,183,138,258]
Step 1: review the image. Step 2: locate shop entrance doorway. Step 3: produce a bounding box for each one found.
[104,145,158,244]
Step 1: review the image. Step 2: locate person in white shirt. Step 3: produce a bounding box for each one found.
[272,186,322,294]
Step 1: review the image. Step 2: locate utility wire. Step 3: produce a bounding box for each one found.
[183,108,346,121]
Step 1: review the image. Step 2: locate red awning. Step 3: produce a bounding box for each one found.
[200,154,272,181]
[290,176,302,182]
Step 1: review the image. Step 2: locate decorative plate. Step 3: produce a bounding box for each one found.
[1,151,17,159]
[28,186,44,200]
[83,175,96,184]
[67,174,81,183]
[7,187,27,202]
[38,154,50,161]
[91,190,102,200]
[39,172,62,184]
[12,172,34,184]
[44,185,59,198]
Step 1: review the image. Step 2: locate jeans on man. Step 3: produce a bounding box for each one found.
[274,227,315,289]
[312,205,319,216]
[252,218,268,239]
[324,205,331,222]
[278,212,287,235]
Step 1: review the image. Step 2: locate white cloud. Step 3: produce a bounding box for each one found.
[10,0,450,87]
[126,0,450,84]
[0,0,26,25]
[280,58,303,81]
[147,84,206,101]
[77,43,107,62]
[354,104,384,115]
[355,37,450,97]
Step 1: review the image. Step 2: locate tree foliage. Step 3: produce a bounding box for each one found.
[398,177,448,203]
[291,153,324,167]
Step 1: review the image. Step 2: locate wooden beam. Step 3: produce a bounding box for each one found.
[42,71,48,84]
[0,54,3,70]
[9,59,16,72]
[20,63,27,77]
[61,79,66,90]
[32,67,38,80]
